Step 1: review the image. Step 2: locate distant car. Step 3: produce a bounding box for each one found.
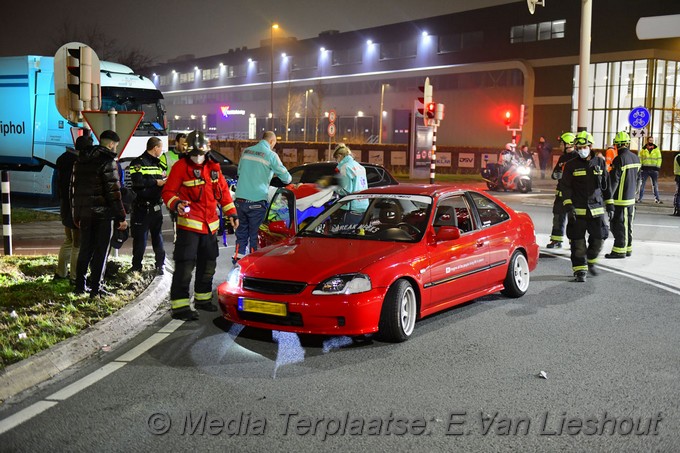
[209,150,238,181]
[270,161,399,188]
[217,184,539,342]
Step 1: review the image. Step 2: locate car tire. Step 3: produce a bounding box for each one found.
[501,250,530,298]
[378,279,417,342]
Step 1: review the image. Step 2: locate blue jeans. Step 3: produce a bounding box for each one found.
[234,199,268,259]
[638,169,660,201]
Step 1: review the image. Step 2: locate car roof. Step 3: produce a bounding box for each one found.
[289,161,386,170]
[359,183,469,197]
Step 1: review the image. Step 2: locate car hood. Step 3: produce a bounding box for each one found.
[240,237,415,284]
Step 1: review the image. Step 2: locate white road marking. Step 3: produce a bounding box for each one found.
[0,401,58,436]
[115,333,170,362]
[46,362,126,401]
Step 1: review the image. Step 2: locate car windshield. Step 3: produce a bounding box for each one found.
[299,194,432,242]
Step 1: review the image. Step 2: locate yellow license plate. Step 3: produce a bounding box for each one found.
[240,298,287,316]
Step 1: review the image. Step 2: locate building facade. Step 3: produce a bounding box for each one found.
[148,0,680,152]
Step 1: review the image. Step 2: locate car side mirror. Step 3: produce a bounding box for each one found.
[268,220,293,236]
[435,225,461,242]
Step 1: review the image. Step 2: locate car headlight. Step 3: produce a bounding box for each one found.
[312,273,372,295]
[226,264,242,289]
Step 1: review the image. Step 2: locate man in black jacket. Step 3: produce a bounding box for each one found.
[71,130,128,298]
[55,135,92,282]
[129,137,167,274]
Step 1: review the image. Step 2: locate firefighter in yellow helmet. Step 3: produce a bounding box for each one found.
[604,131,641,259]
[561,130,610,282]
[546,132,577,248]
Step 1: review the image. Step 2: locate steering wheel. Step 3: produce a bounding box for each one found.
[397,222,420,235]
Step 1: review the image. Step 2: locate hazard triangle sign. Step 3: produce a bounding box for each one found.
[81,110,144,158]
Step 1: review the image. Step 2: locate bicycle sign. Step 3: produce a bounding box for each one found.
[628,106,650,129]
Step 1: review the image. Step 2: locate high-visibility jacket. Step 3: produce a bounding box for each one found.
[607,147,641,207]
[129,151,166,204]
[161,156,236,234]
[160,149,182,175]
[562,155,610,217]
[605,147,618,172]
[674,153,680,176]
[639,144,661,171]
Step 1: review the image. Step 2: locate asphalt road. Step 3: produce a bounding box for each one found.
[1,190,679,451]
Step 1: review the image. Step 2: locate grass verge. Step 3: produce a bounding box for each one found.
[8,208,61,224]
[0,255,155,370]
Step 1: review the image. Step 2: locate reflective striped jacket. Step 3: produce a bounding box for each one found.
[161,156,237,234]
[561,155,610,217]
[639,144,661,171]
[129,151,166,203]
[607,147,641,207]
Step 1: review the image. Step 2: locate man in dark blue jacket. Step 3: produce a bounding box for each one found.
[71,130,128,298]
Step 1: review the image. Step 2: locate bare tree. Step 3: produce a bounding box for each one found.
[49,22,157,73]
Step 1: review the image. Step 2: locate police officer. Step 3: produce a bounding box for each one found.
[561,131,610,282]
[546,132,577,248]
[129,137,167,274]
[605,131,641,258]
[161,130,239,321]
[160,133,188,243]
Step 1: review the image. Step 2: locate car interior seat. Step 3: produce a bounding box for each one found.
[433,205,457,230]
[377,200,403,226]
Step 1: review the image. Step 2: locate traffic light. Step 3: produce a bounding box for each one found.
[504,110,512,126]
[426,102,436,119]
[417,77,433,125]
[54,42,101,123]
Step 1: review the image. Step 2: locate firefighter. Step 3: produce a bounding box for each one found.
[561,131,610,282]
[161,130,239,320]
[605,131,641,258]
[546,132,577,248]
[129,137,167,274]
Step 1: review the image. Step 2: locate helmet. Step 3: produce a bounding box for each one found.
[613,131,631,146]
[560,132,575,145]
[574,131,594,146]
[505,143,514,151]
[186,130,210,155]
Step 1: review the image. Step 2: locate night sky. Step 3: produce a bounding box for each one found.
[3,0,519,62]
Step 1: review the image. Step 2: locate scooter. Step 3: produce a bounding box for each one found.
[481,156,532,193]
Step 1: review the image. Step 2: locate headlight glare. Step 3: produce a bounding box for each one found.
[226,264,241,289]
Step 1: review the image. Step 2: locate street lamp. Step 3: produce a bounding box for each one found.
[304,89,313,141]
[270,22,279,132]
[379,83,389,144]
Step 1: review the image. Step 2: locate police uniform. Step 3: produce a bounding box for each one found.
[162,151,237,320]
[129,151,167,272]
[561,152,610,280]
[605,143,641,258]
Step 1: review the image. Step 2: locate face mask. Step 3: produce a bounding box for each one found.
[577,147,590,159]
[190,154,205,165]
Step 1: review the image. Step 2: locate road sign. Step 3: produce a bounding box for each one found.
[628,106,650,129]
[328,110,337,124]
[630,127,647,139]
[327,123,336,137]
[82,110,144,158]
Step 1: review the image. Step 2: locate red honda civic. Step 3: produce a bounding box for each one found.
[217,184,539,342]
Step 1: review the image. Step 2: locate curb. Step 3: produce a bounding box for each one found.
[0,267,172,403]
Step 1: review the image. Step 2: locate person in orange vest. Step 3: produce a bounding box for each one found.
[161,130,239,321]
[605,144,618,172]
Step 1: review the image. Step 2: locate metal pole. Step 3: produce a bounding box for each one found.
[430,123,437,184]
[379,83,386,144]
[304,90,309,141]
[270,23,277,132]
[1,171,12,255]
[577,0,592,132]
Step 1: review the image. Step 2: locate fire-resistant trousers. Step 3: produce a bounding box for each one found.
[170,228,219,309]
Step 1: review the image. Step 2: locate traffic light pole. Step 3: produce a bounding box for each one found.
[430,122,437,184]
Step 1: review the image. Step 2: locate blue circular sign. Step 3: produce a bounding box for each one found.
[628,106,650,129]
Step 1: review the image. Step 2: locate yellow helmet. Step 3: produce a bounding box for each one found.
[560,132,575,145]
[613,131,631,146]
[574,131,594,146]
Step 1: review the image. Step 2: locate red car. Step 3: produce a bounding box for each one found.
[217,185,539,342]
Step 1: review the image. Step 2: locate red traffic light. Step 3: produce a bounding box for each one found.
[504,110,512,126]
[426,102,436,118]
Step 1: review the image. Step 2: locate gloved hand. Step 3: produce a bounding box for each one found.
[606,204,614,221]
[564,204,576,220]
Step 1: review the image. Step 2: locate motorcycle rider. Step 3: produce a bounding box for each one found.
[561,131,610,282]
[605,131,641,258]
[498,143,516,189]
[546,132,577,248]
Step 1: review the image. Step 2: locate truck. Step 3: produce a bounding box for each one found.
[0,55,168,197]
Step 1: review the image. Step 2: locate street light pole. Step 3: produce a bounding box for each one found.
[379,83,388,144]
[270,23,278,132]
[304,89,313,141]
